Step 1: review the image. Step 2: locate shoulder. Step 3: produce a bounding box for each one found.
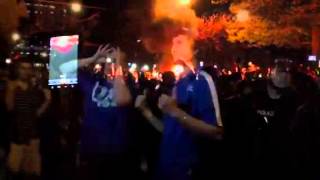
[193,71,215,91]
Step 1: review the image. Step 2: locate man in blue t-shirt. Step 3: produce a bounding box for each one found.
[136,60,224,180]
[60,45,133,179]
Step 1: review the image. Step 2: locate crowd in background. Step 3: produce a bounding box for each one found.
[0,46,320,180]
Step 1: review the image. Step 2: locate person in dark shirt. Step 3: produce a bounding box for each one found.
[247,60,297,179]
[5,59,51,180]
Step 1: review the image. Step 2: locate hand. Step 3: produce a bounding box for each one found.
[93,44,115,63]
[158,94,178,116]
[135,95,147,110]
[42,89,52,102]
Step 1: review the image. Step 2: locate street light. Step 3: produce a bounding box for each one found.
[236,9,250,22]
[179,0,191,6]
[40,52,48,58]
[106,57,112,63]
[11,32,21,42]
[5,58,12,64]
[71,2,82,13]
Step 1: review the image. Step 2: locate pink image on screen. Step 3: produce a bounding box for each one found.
[50,35,79,54]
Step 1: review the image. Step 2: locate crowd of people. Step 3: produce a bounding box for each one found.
[0,44,320,180]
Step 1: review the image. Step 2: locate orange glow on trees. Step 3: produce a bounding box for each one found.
[236,9,250,22]
[198,0,319,48]
[179,0,191,6]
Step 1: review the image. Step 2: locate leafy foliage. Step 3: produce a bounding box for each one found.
[201,0,320,47]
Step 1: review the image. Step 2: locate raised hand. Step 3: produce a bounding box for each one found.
[93,44,116,63]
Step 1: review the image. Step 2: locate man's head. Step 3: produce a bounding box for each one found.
[270,59,292,89]
[171,34,195,76]
[15,58,33,81]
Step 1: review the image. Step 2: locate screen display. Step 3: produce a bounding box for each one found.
[49,35,79,86]
[308,55,317,62]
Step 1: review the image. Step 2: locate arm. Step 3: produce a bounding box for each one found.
[113,75,132,106]
[36,88,52,117]
[5,81,16,111]
[169,106,223,139]
[135,95,164,132]
[112,48,131,106]
[59,45,114,74]
[159,95,223,139]
[59,57,95,74]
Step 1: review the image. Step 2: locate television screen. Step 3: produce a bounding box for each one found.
[49,35,79,86]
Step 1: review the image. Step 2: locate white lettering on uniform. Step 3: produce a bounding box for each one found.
[91,82,117,108]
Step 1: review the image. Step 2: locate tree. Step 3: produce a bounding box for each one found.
[202,0,320,48]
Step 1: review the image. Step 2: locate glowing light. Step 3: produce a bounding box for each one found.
[142,64,150,71]
[152,71,159,78]
[172,64,185,77]
[213,65,218,69]
[248,61,253,66]
[71,2,82,13]
[228,70,232,75]
[94,64,102,72]
[131,63,137,69]
[40,52,48,58]
[106,57,112,63]
[5,58,11,64]
[12,32,21,41]
[200,61,204,67]
[236,10,250,22]
[129,63,137,73]
[34,63,43,67]
[179,0,191,6]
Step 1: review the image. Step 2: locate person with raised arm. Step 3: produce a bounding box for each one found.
[65,45,133,180]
